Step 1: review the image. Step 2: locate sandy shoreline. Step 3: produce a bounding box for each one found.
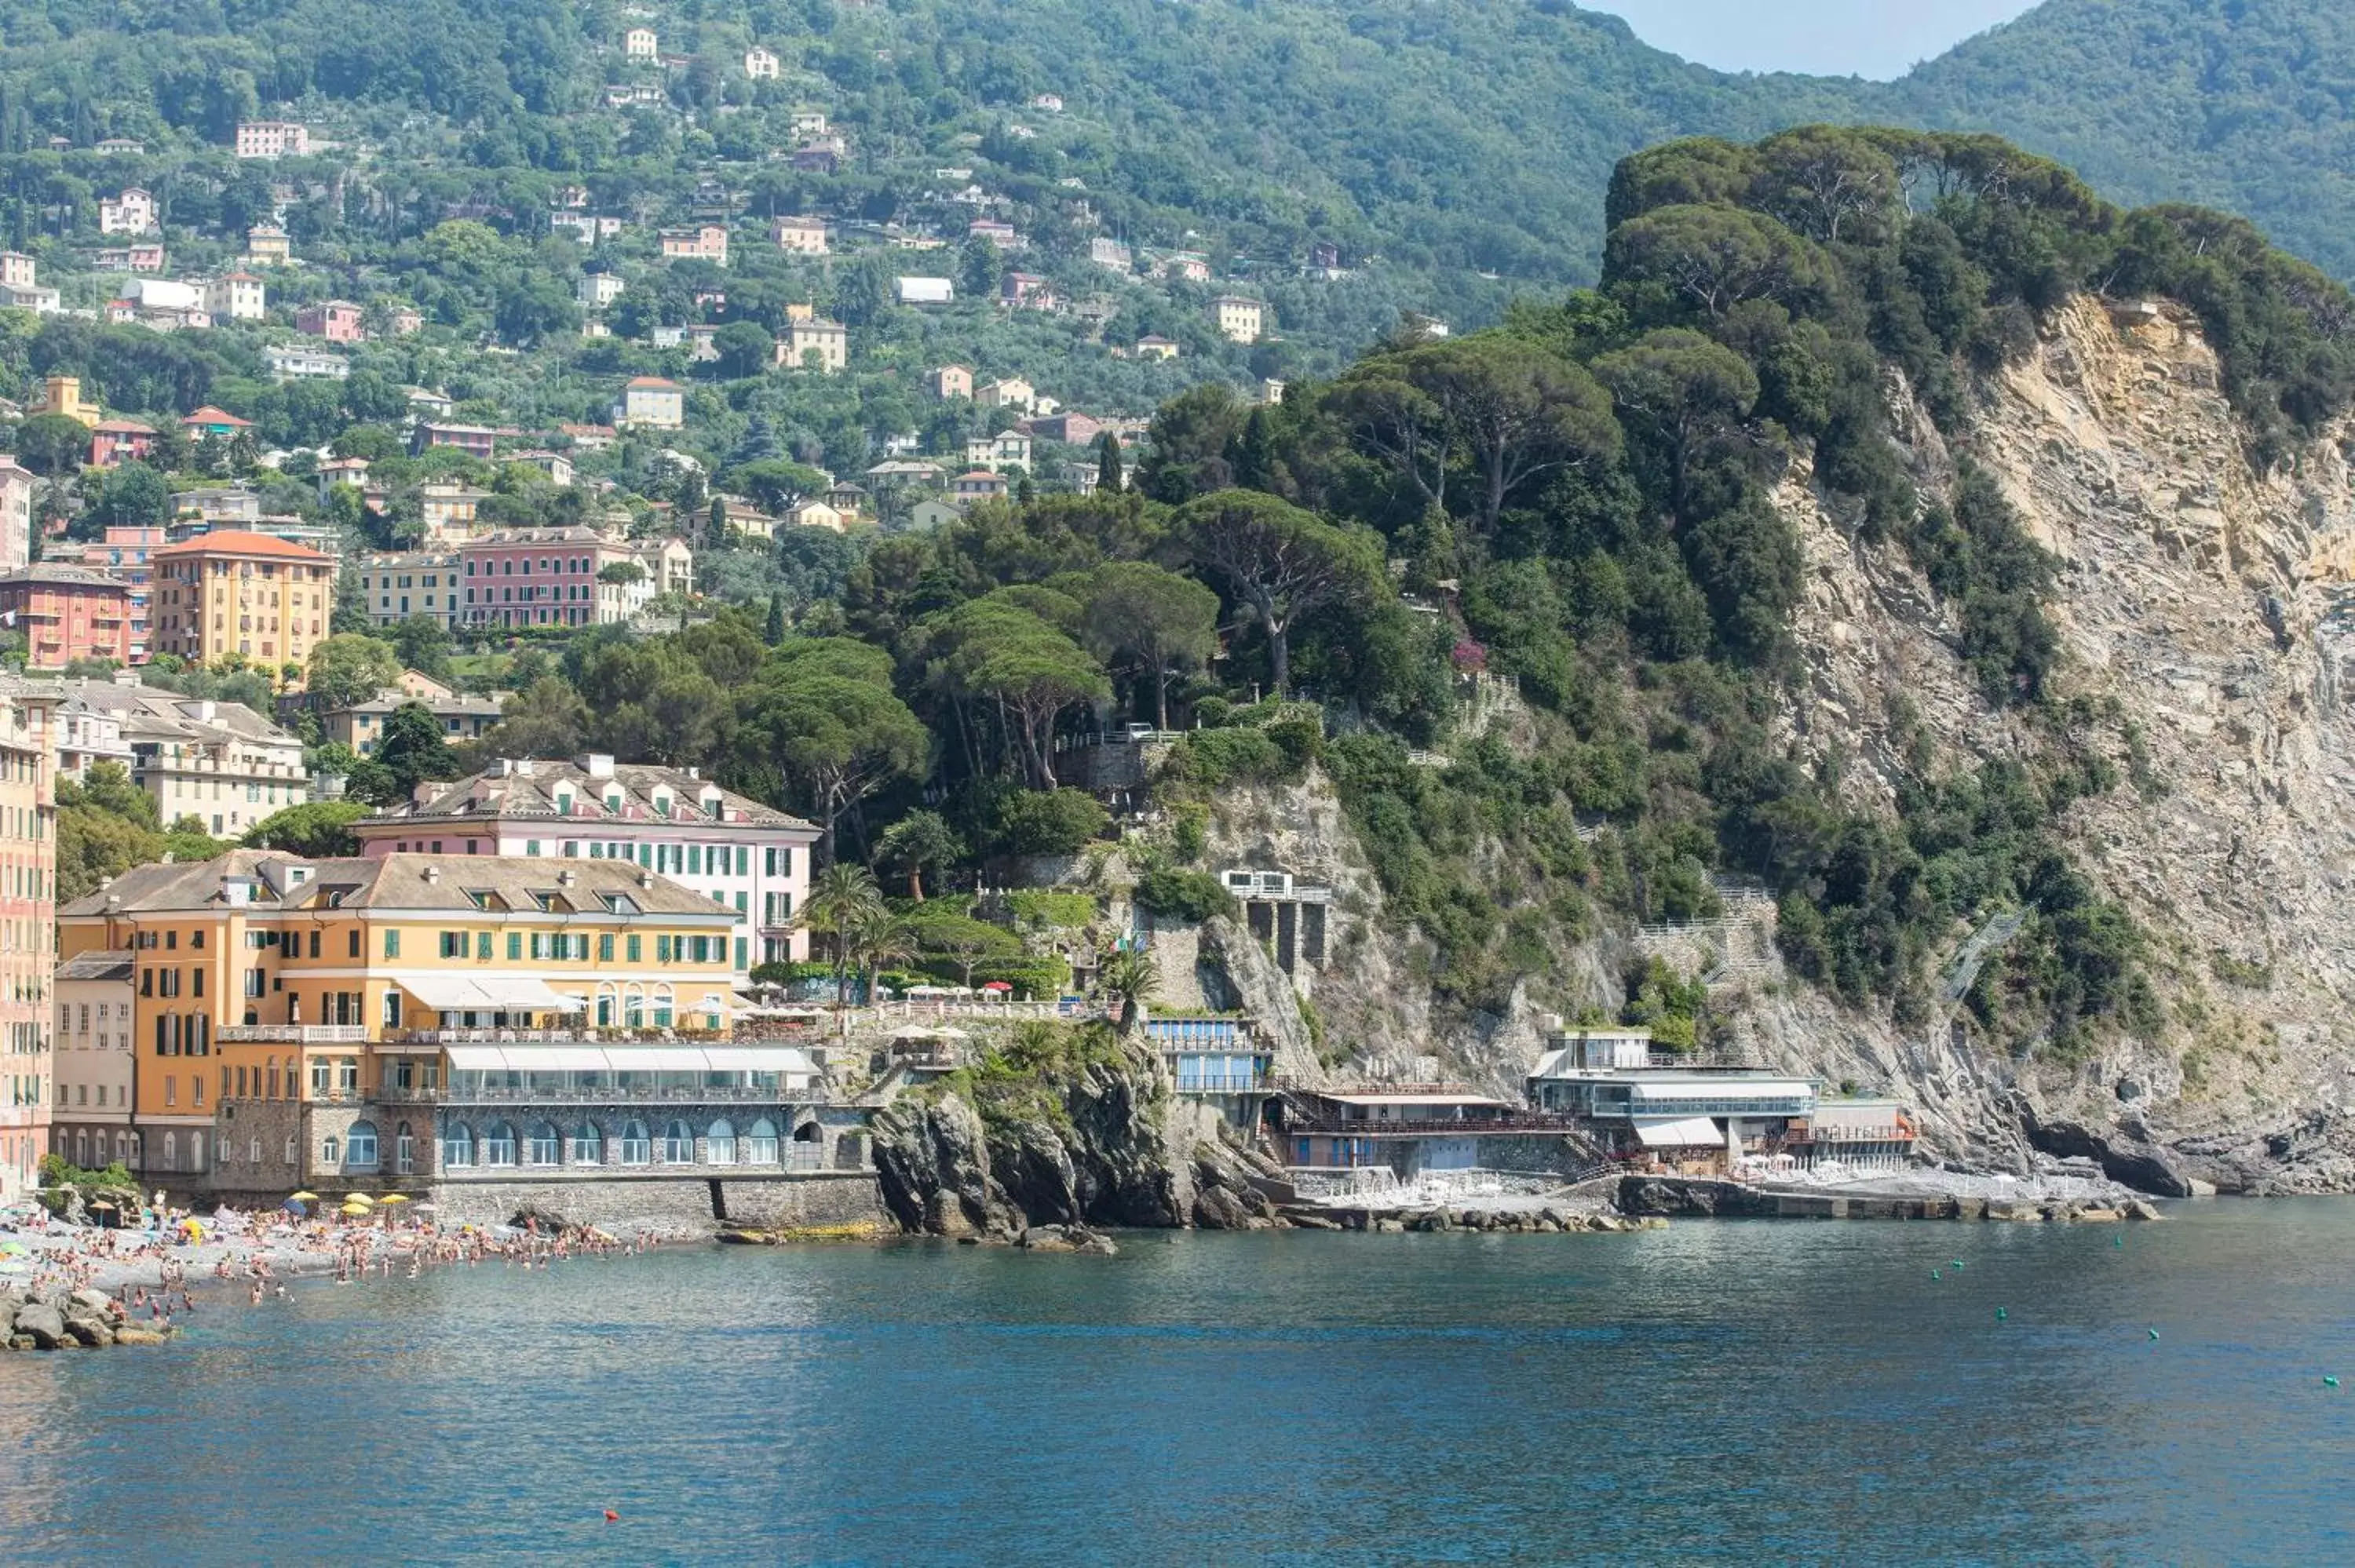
[2,1214,706,1308]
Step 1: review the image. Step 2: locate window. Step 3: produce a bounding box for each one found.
[507,933,522,961]
[626,935,641,963]
[656,935,671,964]
[311,1059,331,1097]
[396,1122,414,1175]
[321,1135,339,1167]
[384,928,400,959]
[745,1119,780,1165]
[618,1120,651,1165]
[476,932,492,960]
[598,933,614,963]
[348,930,360,957]
[661,1118,694,1164]
[444,1122,475,1167]
[346,1120,378,1168]
[483,1121,517,1167]
[569,1123,603,1165]
[528,1121,561,1166]
[440,932,465,958]
[706,1119,737,1166]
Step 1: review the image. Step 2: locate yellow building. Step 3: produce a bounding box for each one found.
[57,850,801,1195]
[150,531,337,676]
[35,375,99,429]
[0,677,58,1203]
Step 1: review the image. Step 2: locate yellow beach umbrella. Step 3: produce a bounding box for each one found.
[342,1192,376,1205]
[289,1191,319,1202]
[375,1194,410,1205]
[339,1202,371,1216]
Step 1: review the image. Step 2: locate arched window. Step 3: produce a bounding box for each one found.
[346,1120,378,1168]
[528,1121,561,1166]
[706,1119,736,1165]
[396,1122,414,1175]
[484,1121,517,1167]
[74,1129,88,1169]
[570,1122,604,1165]
[618,1120,651,1165]
[266,1057,279,1099]
[661,1118,694,1164]
[162,1131,177,1168]
[745,1118,779,1165]
[320,1135,338,1168]
[444,1122,476,1168]
[792,1120,823,1142]
[190,1132,203,1169]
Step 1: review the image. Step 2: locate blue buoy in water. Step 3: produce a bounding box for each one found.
[2149,1328,2160,1341]
[2327,1377,2340,1389]
[1995,1307,2008,1322]
[1952,1260,1966,1271]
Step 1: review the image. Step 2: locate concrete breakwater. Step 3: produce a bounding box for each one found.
[2,1287,172,1351]
[1617,1176,2165,1223]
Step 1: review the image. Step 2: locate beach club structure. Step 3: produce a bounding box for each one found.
[57,850,872,1223]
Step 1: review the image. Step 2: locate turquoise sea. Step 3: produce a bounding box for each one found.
[4,1201,2352,1565]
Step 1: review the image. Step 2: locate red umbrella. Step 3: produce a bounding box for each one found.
[980,981,1013,993]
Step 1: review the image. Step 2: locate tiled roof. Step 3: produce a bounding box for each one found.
[364,758,816,835]
[152,530,331,561]
[59,850,740,919]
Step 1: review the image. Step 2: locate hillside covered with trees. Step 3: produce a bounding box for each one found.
[254,124,2342,1067]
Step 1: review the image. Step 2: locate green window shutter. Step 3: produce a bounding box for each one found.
[507,932,521,961]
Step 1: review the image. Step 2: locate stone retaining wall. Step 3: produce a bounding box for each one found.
[424,1173,884,1232]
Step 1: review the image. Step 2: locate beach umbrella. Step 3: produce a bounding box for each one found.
[342,1192,375,1205]
[87,1199,116,1212]
[375,1194,410,1206]
[280,1197,307,1215]
[339,1202,371,1216]
[289,1191,319,1202]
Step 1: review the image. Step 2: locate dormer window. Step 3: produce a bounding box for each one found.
[599,892,640,916]
[554,789,574,814]
[652,792,674,819]
[603,790,623,813]
[702,793,722,819]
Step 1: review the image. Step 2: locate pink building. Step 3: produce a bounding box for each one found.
[456,527,630,629]
[0,680,58,1204]
[350,754,821,970]
[236,120,309,159]
[71,524,162,655]
[296,300,364,342]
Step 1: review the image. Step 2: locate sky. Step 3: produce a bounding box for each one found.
[1583,0,2043,80]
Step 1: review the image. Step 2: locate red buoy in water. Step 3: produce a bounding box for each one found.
[604,1511,619,1523]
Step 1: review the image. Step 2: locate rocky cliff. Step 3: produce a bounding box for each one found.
[1198,297,2355,1195]
[869,1031,1287,1237]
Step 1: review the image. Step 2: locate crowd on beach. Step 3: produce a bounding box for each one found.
[2,1198,697,1322]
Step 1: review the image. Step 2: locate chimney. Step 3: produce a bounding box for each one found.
[579,753,615,779]
[557,868,577,887]
[637,870,653,890]
[514,758,534,777]
[422,865,440,884]
[685,765,698,780]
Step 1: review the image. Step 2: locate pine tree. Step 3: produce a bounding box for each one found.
[1095,430,1123,494]
[764,591,787,645]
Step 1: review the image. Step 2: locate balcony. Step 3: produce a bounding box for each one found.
[1173,1074,1269,1094]
[219,1023,369,1044]
[1285,1114,1582,1138]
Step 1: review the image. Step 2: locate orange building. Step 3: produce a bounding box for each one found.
[151,531,336,677]
[0,677,58,1203]
[0,564,133,668]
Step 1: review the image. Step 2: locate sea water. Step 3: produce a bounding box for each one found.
[4,1201,2352,1564]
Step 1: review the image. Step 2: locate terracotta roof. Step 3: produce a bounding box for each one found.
[152,530,333,561]
[58,849,744,920]
[626,376,681,389]
[364,758,816,835]
[181,406,253,427]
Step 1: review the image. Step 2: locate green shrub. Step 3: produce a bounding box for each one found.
[1006,891,1097,928]
[988,789,1111,856]
[1132,866,1237,924]
[971,956,1073,998]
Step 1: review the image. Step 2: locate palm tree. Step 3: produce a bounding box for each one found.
[1098,946,1159,1035]
[798,862,885,1005]
[874,810,966,902]
[848,906,919,1006]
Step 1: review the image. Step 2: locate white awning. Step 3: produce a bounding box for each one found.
[400,975,486,1011]
[494,1046,608,1071]
[1634,1116,1725,1149]
[444,1045,511,1071]
[600,1047,689,1071]
[469,977,587,1012]
[700,1047,818,1074]
[1629,1079,1813,1101]
[397,975,588,1012]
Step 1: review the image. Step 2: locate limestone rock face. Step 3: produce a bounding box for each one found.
[1181,296,2355,1194]
[870,1040,1282,1236]
[871,1092,1024,1240]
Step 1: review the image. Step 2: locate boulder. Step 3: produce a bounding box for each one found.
[111,1327,168,1346]
[65,1317,112,1347]
[70,1288,114,1318]
[2125,1198,2163,1221]
[13,1304,66,1350]
[1191,1184,1251,1231]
